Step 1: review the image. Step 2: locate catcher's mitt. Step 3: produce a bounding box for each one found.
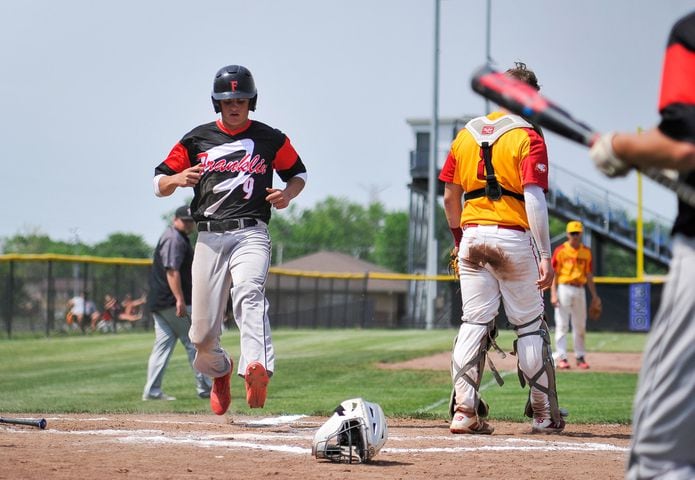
[448,247,459,279]
[589,297,602,321]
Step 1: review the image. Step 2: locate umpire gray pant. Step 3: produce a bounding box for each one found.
[143,306,211,398]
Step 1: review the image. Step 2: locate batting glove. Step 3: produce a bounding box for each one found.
[589,132,631,177]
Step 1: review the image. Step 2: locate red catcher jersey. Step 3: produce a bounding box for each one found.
[552,241,593,285]
[155,119,306,224]
[439,111,549,229]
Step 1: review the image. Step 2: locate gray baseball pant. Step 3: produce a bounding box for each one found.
[627,234,695,479]
[143,306,211,398]
[189,225,275,379]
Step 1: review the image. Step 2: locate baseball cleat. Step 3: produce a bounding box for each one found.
[576,357,590,369]
[245,361,269,408]
[210,372,232,415]
[450,409,494,435]
[557,359,570,370]
[532,418,566,434]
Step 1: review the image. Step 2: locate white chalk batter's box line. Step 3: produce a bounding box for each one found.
[5,415,628,455]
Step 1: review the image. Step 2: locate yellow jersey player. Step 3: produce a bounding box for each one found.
[440,62,564,435]
[550,221,601,370]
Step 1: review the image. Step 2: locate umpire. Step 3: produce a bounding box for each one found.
[142,206,212,401]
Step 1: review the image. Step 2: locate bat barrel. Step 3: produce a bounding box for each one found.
[0,417,47,429]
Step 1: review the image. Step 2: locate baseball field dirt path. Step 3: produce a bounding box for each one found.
[1,413,631,480]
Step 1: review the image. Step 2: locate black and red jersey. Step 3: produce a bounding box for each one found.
[659,11,695,237]
[155,119,306,224]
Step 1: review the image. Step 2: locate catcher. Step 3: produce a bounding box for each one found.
[549,221,602,370]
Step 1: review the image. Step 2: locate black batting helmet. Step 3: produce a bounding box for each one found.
[211,65,258,113]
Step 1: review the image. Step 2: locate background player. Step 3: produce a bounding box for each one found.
[440,62,564,435]
[589,11,695,479]
[550,220,601,370]
[143,206,211,401]
[152,65,307,415]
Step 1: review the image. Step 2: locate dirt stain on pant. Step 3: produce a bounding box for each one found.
[464,243,519,281]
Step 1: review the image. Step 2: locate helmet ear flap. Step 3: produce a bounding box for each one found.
[212,97,221,113]
[249,94,257,111]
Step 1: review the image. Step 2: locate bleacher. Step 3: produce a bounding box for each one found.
[547,165,673,267]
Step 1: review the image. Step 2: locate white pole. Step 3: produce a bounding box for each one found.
[425,0,441,330]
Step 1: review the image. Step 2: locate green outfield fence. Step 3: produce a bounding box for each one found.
[0,253,665,338]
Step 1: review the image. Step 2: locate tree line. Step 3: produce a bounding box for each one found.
[0,196,666,276]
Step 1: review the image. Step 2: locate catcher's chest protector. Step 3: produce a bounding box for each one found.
[464,114,533,147]
[463,114,533,202]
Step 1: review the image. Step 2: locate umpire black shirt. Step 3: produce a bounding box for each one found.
[148,226,193,312]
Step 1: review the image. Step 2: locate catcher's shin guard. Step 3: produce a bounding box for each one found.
[513,316,564,424]
[449,321,506,418]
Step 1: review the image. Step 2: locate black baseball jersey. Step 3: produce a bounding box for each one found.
[148,226,193,311]
[155,119,306,224]
[659,12,695,237]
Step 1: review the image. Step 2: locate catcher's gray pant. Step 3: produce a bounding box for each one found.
[553,284,587,360]
[453,226,553,419]
[143,306,211,398]
[627,234,695,479]
[189,225,275,379]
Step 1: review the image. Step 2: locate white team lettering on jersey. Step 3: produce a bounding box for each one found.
[202,139,256,217]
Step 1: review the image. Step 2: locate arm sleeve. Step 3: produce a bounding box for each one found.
[524,184,551,258]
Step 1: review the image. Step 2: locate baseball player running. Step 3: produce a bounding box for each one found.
[550,220,600,370]
[589,11,695,479]
[153,65,307,415]
[440,62,564,435]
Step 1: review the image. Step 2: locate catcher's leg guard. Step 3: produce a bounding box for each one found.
[513,315,564,424]
[449,320,506,419]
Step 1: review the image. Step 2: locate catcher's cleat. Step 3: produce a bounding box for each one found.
[450,409,494,435]
[245,362,269,408]
[210,372,232,415]
[576,357,590,369]
[532,417,566,434]
[557,359,570,370]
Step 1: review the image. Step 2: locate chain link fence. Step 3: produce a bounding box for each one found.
[1,254,665,338]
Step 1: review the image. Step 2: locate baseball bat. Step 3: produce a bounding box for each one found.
[0,416,47,429]
[470,64,695,208]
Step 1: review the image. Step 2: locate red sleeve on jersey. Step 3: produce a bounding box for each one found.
[163,143,191,173]
[520,129,549,191]
[551,244,562,271]
[272,137,299,171]
[659,42,695,110]
[438,151,457,182]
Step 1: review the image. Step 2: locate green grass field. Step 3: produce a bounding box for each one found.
[0,329,645,424]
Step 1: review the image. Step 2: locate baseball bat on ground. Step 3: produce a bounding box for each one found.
[0,416,47,429]
[470,64,695,208]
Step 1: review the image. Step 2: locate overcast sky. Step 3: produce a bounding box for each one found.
[1,1,692,247]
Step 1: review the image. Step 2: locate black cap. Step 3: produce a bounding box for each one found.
[175,206,193,221]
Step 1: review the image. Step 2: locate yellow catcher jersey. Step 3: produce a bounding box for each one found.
[439,111,549,229]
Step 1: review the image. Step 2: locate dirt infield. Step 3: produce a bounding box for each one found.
[1,353,638,479]
[379,351,643,374]
[1,413,631,480]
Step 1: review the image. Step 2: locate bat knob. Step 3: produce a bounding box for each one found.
[39,419,47,429]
